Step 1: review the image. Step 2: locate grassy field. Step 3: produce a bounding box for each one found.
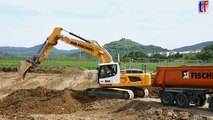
[0,58,212,72]
[124,61,213,72]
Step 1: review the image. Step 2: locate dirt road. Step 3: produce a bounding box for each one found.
[0,67,212,120]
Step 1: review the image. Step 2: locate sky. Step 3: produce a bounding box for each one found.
[0,0,212,50]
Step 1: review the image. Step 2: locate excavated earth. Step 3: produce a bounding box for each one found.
[0,67,212,120]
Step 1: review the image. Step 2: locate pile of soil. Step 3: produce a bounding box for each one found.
[0,66,85,74]
[113,100,208,120]
[0,67,211,119]
[28,67,85,74]
[148,87,161,98]
[0,67,17,72]
[0,87,92,115]
[83,99,208,120]
[148,73,162,98]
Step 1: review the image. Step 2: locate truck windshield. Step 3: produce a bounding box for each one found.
[98,64,117,79]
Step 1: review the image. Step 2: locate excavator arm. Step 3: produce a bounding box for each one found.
[17,27,152,100]
[17,27,113,79]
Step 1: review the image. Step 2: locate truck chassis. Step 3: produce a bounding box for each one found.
[160,87,213,111]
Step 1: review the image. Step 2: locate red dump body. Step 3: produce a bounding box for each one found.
[154,66,213,88]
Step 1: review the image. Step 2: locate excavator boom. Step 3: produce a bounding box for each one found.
[17,27,113,79]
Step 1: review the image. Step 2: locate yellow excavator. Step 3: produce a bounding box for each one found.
[17,27,151,99]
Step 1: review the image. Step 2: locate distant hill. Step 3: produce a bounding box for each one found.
[173,41,213,52]
[103,38,167,56]
[0,39,168,57]
[0,45,78,56]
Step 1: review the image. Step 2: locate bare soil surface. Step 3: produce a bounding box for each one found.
[0,87,91,115]
[0,67,212,120]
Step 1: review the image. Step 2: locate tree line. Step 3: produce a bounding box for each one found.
[120,44,213,62]
[1,44,213,63]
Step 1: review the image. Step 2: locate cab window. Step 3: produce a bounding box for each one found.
[98,64,117,79]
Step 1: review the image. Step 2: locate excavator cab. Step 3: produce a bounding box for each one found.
[98,63,120,84]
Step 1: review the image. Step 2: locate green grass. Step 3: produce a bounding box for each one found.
[0,58,212,72]
[0,59,20,67]
[122,61,213,72]
[0,59,99,70]
[40,60,98,69]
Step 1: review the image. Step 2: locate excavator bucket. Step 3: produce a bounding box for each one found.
[17,60,32,79]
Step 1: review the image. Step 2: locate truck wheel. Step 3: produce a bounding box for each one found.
[209,98,213,111]
[160,91,174,106]
[196,95,206,107]
[175,93,190,108]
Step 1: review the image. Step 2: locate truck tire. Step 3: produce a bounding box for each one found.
[175,93,190,108]
[160,91,174,106]
[196,95,206,107]
[209,98,213,111]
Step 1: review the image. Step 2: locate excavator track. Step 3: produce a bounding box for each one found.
[86,88,134,99]
[130,87,149,98]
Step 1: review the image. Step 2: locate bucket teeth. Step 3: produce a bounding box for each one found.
[17,60,32,79]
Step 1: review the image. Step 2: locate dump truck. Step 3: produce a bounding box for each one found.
[154,66,213,111]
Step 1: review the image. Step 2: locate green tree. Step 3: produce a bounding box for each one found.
[183,53,197,60]
[123,51,147,58]
[122,51,147,62]
[168,53,183,59]
[151,53,167,59]
[196,44,213,60]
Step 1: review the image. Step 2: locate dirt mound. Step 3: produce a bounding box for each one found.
[0,67,161,98]
[0,87,92,115]
[113,100,208,120]
[0,67,169,99]
[0,66,85,74]
[0,67,17,72]
[0,68,97,99]
[148,87,161,98]
[148,73,161,98]
[28,67,85,74]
